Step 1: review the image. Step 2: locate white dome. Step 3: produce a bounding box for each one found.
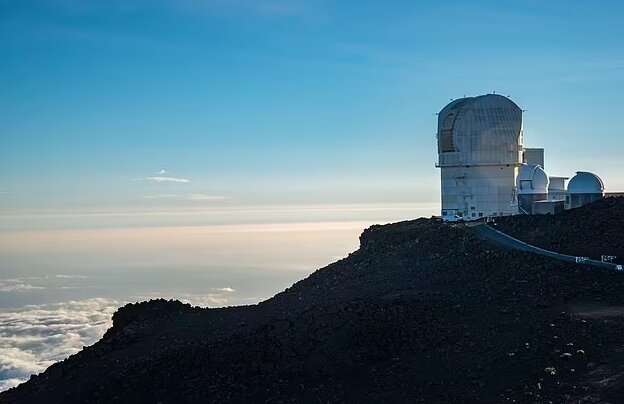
[567,172,604,194]
[516,164,549,194]
[437,94,523,167]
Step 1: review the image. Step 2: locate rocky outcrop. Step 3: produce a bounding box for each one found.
[3,200,624,403]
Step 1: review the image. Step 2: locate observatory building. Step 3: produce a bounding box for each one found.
[435,94,605,221]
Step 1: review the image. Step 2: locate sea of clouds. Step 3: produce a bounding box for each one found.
[0,297,120,391]
[0,276,243,392]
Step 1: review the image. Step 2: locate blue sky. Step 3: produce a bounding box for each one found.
[1,0,624,214]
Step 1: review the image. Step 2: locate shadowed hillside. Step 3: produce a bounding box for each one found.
[493,197,624,264]
[3,203,624,403]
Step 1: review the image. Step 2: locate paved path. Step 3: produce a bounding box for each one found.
[469,222,623,271]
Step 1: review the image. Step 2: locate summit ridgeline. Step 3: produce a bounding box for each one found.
[3,198,624,403]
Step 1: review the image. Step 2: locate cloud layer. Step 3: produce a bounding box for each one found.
[0,286,238,392]
[0,298,120,392]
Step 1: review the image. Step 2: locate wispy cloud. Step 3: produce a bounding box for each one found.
[187,194,227,201]
[0,280,45,292]
[143,194,228,201]
[144,176,190,183]
[141,194,179,199]
[132,170,191,183]
[215,287,235,293]
[55,274,88,280]
[0,276,91,292]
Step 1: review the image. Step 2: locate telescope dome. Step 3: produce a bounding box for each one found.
[516,164,549,194]
[567,172,604,195]
[437,94,523,167]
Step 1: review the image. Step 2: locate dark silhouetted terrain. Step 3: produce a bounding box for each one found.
[494,197,624,264]
[3,198,624,403]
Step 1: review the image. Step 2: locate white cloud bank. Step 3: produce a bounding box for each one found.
[0,298,120,392]
[0,289,238,392]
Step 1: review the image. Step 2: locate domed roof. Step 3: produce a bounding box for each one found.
[567,172,604,194]
[516,164,549,194]
[437,94,523,166]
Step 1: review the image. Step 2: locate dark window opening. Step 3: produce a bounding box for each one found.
[440,112,457,152]
[441,129,455,152]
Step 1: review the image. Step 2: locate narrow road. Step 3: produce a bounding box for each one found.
[469,222,622,271]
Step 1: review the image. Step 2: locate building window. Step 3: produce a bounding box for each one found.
[471,213,476,217]
[442,211,447,216]
[471,206,476,210]
[478,213,483,217]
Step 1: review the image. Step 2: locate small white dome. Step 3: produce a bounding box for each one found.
[516,164,549,194]
[567,172,604,194]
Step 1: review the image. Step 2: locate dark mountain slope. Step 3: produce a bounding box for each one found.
[3,208,624,403]
[494,196,624,264]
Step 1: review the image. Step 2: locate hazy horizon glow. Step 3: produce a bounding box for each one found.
[0,202,436,390]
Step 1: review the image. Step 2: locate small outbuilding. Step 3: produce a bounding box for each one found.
[533,200,565,215]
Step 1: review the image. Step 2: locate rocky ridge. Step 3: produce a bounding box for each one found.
[2,199,624,403]
[494,196,624,264]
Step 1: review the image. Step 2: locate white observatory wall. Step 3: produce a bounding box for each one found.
[441,165,519,219]
[437,95,524,221]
